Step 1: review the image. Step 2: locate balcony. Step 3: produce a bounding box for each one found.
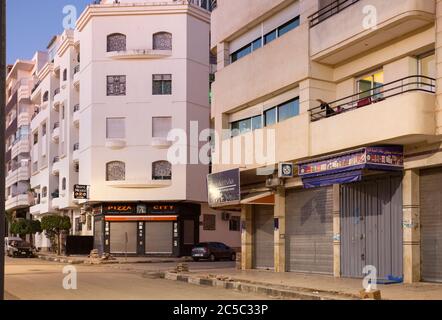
[73,143,80,163]
[52,123,60,142]
[6,164,30,187]
[17,112,30,127]
[105,139,126,150]
[73,104,80,127]
[6,194,31,211]
[309,0,435,65]
[105,49,172,60]
[151,137,173,149]
[73,65,80,87]
[52,156,60,175]
[30,80,42,101]
[51,191,60,210]
[53,88,62,109]
[309,75,436,156]
[11,139,30,159]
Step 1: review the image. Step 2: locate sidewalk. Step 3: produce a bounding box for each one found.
[158,268,442,300]
[37,252,190,265]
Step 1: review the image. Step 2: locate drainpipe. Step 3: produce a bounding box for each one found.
[436,1,442,135]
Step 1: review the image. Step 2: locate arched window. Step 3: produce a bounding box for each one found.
[63,69,67,81]
[153,32,172,50]
[43,91,49,102]
[152,161,172,180]
[106,161,126,181]
[107,33,126,52]
[62,178,66,190]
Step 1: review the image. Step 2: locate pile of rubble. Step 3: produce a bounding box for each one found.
[88,249,116,264]
[174,263,189,273]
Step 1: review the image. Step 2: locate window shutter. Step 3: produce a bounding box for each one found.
[152,117,172,138]
[106,118,125,139]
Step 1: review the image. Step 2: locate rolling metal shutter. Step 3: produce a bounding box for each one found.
[253,205,274,269]
[286,186,333,274]
[421,167,442,282]
[341,175,403,279]
[110,222,137,254]
[145,222,173,254]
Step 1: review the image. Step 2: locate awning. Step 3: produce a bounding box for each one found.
[302,170,363,189]
[240,191,275,205]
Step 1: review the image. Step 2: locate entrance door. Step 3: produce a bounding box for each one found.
[421,167,442,282]
[109,222,137,254]
[286,186,333,274]
[340,175,403,279]
[145,222,173,255]
[253,205,274,269]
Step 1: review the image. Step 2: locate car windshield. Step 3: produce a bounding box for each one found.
[194,243,208,248]
[16,241,32,248]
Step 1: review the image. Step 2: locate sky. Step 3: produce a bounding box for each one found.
[6,0,92,65]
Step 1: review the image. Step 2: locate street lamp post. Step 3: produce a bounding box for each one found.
[0,0,6,301]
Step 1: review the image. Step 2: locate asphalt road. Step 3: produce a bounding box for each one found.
[4,257,274,300]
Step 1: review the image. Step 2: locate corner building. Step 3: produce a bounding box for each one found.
[210,0,442,283]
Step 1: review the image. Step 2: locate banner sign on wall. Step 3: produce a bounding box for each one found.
[207,168,241,207]
[298,146,403,188]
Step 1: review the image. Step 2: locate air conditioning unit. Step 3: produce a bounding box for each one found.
[265,175,282,188]
[221,212,230,221]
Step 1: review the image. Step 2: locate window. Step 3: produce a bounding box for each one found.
[62,178,66,190]
[357,70,384,100]
[106,161,125,181]
[230,16,300,63]
[107,75,126,96]
[153,32,172,50]
[107,33,126,52]
[251,115,263,130]
[152,161,172,180]
[229,216,240,231]
[106,118,125,139]
[153,74,172,95]
[264,107,277,126]
[43,91,49,102]
[230,115,262,137]
[86,215,92,231]
[152,117,172,138]
[203,214,216,231]
[61,105,65,120]
[42,124,47,136]
[42,187,47,198]
[418,52,436,88]
[63,69,67,81]
[278,98,299,122]
[74,163,79,173]
[33,132,38,145]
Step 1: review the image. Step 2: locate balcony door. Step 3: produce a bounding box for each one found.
[356,70,384,106]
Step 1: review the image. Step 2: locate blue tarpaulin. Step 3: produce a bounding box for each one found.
[302,170,363,189]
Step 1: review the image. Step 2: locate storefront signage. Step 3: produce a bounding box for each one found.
[207,168,241,206]
[74,184,89,199]
[104,204,135,214]
[298,146,404,188]
[149,205,177,214]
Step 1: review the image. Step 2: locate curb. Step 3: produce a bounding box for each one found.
[153,271,361,300]
[37,254,189,265]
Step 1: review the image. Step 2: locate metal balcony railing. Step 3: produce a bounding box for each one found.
[53,156,60,164]
[309,75,436,122]
[31,80,41,94]
[54,88,60,96]
[73,65,80,74]
[73,104,80,112]
[53,122,60,130]
[308,0,361,28]
[73,143,80,151]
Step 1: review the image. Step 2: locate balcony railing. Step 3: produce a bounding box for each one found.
[54,88,60,96]
[308,0,361,28]
[53,156,60,164]
[53,122,60,130]
[31,80,41,94]
[73,104,80,112]
[309,75,436,122]
[73,65,80,74]
[73,143,80,151]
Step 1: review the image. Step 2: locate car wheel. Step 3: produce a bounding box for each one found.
[230,253,236,261]
[209,254,216,262]
[193,258,199,262]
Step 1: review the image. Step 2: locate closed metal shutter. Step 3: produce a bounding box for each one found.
[145,222,173,254]
[110,222,137,254]
[286,186,333,274]
[421,167,442,282]
[341,175,403,279]
[253,205,274,269]
[93,218,103,254]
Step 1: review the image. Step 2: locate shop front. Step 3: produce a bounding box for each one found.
[298,146,404,280]
[92,203,200,257]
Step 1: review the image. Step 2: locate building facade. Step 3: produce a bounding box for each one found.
[209,0,441,283]
[25,0,240,255]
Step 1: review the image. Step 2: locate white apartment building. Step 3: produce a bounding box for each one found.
[27,0,239,255]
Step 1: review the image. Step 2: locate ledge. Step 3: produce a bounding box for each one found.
[105,49,172,60]
[152,137,173,149]
[106,180,172,188]
[105,139,127,150]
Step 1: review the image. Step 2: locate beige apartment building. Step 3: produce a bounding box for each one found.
[209,0,442,283]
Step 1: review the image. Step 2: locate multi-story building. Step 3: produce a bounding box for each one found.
[4,57,36,227]
[27,0,240,255]
[209,0,441,283]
